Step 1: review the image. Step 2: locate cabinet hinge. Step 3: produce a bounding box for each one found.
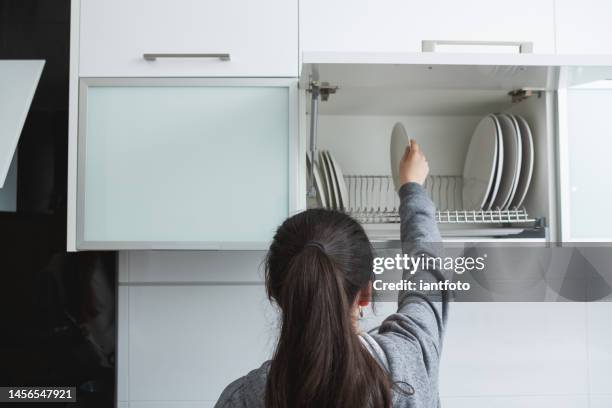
[308,81,338,102]
[508,89,542,103]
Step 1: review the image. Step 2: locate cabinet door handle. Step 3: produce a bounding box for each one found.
[422,40,533,54]
[143,53,231,61]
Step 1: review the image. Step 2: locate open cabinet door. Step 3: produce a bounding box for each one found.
[0,60,45,187]
[558,69,612,241]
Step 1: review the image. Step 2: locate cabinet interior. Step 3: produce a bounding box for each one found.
[302,61,560,241]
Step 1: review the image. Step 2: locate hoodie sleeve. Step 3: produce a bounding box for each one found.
[378,182,450,361]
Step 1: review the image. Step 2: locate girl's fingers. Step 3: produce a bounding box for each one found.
[402,148,409,160]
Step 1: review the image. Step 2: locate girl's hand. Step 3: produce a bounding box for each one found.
[399,139,429,186]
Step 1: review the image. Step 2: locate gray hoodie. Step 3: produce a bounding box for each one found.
[215,182,448,407]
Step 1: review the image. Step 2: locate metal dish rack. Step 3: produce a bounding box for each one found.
[342,175,537,225]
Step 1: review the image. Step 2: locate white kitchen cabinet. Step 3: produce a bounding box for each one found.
[438,303,589,397]
[555,0,612,55]
[300,0,555,55]
[71,56,612,249]
[299,53,612,242]
[76,78,297,250]
[121,251,266,283]
[69,1,612,250]
[117,257,594,407]
[116,251,269,404]
[78,0,298,77]
[126,285,275,402]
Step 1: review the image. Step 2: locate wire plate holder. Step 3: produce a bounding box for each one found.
[339,174,539,226]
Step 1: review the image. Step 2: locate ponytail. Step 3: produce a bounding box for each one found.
[265,210,392,408]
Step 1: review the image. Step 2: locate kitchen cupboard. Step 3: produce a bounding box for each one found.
[117,251,595,406]
[70,56,612,249]
[125,285,275,402]
[68,0,299,251]
[76,78,297,250]
[69,0,612,250]
[117,250,274,404]
[300,0,555,55]
[555,0,612,55]
[79,0,298,77]
[300,53,612,242]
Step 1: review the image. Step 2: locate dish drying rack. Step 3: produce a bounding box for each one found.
[341,175,538,226]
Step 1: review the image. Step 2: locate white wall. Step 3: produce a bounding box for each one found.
[118,251,612,407]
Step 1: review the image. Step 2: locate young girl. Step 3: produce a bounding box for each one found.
[216,140,448,408]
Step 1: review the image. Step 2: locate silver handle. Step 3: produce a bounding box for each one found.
[422,40,533,54]
[143,53,231,61]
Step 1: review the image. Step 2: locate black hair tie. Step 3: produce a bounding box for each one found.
[304,241,326,252]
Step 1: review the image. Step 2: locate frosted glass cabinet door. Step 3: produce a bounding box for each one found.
[560,87,612,241]
[77,78,296,249]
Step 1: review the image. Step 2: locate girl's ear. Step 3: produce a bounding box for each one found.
[358,281,373,306]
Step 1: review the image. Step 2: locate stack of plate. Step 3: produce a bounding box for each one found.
[462,113,534,211]
[307,150,349,211]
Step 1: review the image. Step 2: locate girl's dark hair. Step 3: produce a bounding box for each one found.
[264,209,392,408]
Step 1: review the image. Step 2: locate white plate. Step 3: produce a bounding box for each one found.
[321,150,342,210]
[483,114,503,210]
[506,114,524,209]
[491,113,522,210]
[325,150,349,211]
[509,115,534,209]
[462,115,500,210]
[390,122,411,191]
[306,152,328,208]
[318,150,337,209]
